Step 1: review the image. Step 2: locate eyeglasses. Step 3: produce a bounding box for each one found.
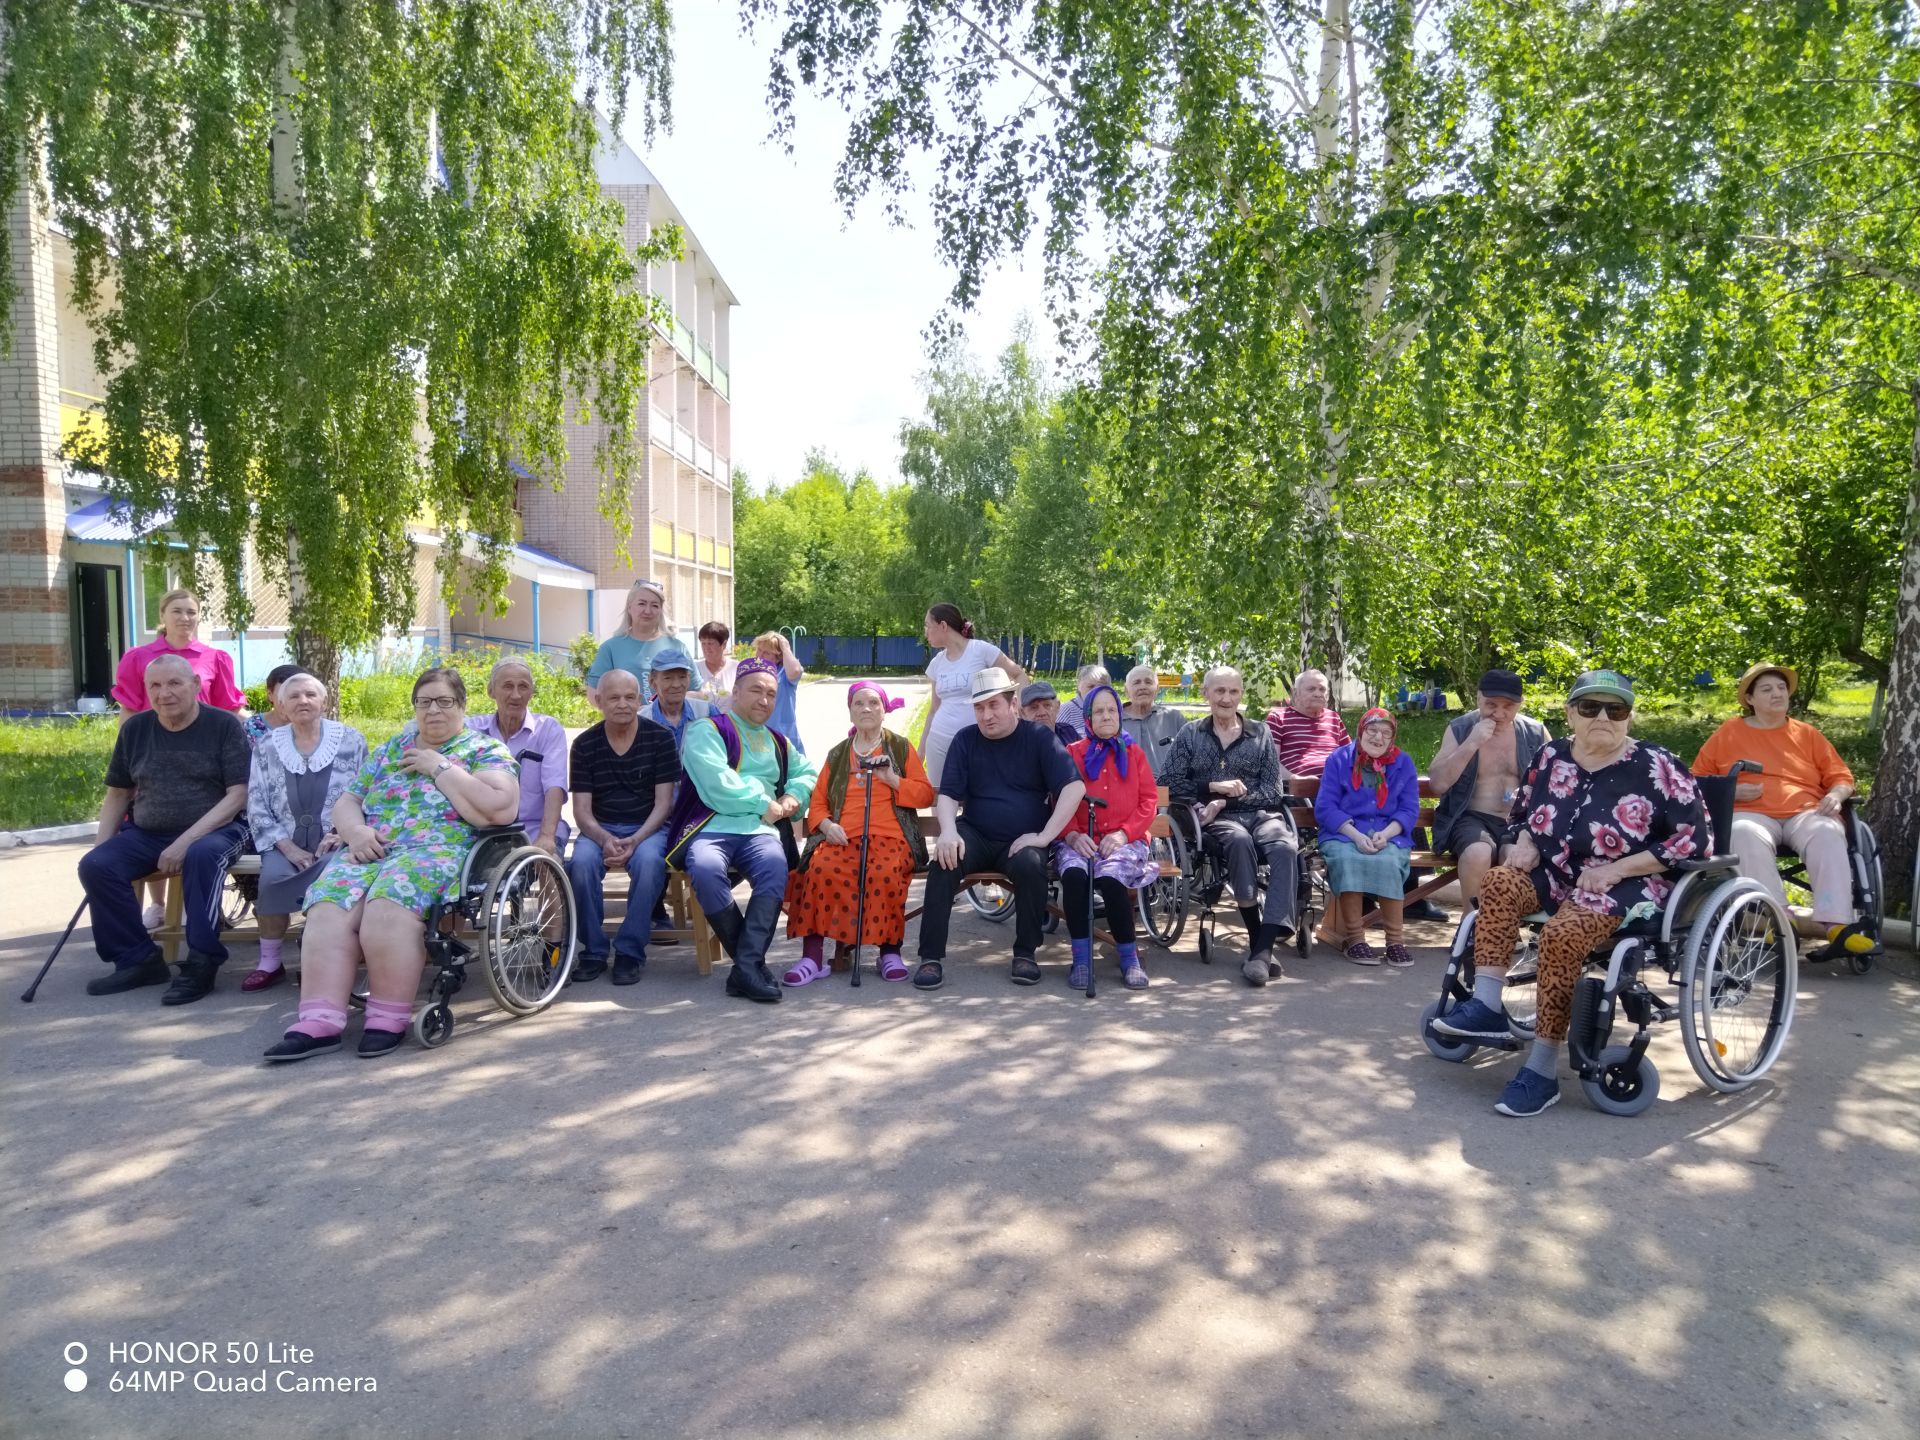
[413,696,461,713]
[1572,698,1631,721]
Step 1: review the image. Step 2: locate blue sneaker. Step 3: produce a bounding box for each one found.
[1429,998,1508,1040]
[1494,1068,1561,1117]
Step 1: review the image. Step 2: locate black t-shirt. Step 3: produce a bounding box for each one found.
[940,718,1079,842]
[105,707,250,833]
[570,718,679,826]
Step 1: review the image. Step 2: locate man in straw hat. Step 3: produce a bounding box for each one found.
[911,667,1084,992]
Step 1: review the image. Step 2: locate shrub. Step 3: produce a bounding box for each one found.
[568,632,599,683]
[336,648,597,726]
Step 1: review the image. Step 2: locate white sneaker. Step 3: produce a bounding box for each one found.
[142,903,165,931]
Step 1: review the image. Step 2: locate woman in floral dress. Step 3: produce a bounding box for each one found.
[1431,670,1712,1118]
[263,667,520,1063]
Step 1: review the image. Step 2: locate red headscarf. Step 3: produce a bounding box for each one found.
[1352,707,1402,810]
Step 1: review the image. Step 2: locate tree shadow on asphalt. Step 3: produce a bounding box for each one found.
[1,887,1916,1440]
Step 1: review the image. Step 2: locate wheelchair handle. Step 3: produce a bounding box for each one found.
[1730,760,1763,776]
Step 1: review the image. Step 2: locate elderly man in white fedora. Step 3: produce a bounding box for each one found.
[912,666,1085,991]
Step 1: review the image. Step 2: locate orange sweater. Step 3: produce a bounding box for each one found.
[805,738,935,840]
[1692,717,1852,819]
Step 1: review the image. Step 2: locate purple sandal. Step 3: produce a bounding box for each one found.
[782,956,828,986]
[878,951,909,982]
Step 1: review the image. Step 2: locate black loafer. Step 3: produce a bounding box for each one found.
[357,1027,407,1058]
[911,960,944,991]
[610,956,644,986]
[1009,955,1042,986]
[263,1031,343,1063]
[86,955,170,996]
[572,958,608,983]
[160,958,219,1006]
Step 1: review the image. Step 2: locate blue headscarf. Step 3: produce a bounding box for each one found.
[1079,683,1136,781]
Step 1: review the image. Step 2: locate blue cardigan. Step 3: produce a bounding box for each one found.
[1314,743,1419,847]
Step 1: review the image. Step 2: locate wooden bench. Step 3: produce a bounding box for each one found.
[142,854,303,966]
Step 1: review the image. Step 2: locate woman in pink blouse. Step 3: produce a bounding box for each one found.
[112,588,245,714]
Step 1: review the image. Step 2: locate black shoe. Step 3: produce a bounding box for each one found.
[912,960,945,991]
[610,956,644,986]
[86,954,170,996]
[1010,954,1042,986]
[1405,899,1451,924]
[724,961,781,1002]
[357,1026,407,1058]
[263,1031,342,1063]
[572,957,608,983]
[160,955,219,1006]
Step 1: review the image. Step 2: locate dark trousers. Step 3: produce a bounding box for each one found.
[78,821,248,968]
[1062,868,1136,943]
[918,819,1049,961]
[1204,809,1299,930]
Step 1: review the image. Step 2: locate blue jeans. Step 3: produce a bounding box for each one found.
[568,824,669,964]
[681,831,789,914]
[78,821,248,968]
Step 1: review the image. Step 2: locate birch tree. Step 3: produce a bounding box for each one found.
[0,0,676,688]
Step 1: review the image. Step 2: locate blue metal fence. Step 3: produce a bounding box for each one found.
[791,634,1141,677]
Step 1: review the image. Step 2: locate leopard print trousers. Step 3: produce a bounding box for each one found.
[1474,865,1622,1043]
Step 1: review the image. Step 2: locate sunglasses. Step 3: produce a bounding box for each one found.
[1572,698,1632,721]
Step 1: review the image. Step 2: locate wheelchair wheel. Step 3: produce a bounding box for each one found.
[967,881,1015,922]
[1419,1000,1473,1063]
[1138,826,1190,948]
[220,871,257,931]
[1503,939,1539,1042]
[1681,887,1796,1093]
[412,1003,454,1048]
[479,848,577,1015]
[1296,848,1327,958]
[1580,1045,1660,1116]
[1852,814,1884,935]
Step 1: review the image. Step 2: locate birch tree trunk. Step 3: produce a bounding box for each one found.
[1866,376,1920,917]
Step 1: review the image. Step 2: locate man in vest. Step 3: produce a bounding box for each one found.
[671,658,819,1002]
[1426,669,1551,904]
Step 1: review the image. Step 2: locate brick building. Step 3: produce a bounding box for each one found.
[0,128,736,711]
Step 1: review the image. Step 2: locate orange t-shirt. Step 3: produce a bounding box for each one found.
[805,739,936,841]
[1692,717,1853,819]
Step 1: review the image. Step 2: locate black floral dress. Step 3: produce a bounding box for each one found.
[1501,738,1713,919]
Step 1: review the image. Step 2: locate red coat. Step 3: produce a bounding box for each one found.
[1062,738,1158,844]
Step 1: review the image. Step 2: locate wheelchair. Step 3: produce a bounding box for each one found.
[1419,763,1795,1115]
[1779,801,1885,973]
[1166,799,1326,965]
[353,826,578,1048]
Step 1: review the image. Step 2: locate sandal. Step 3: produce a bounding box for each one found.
[878,952,909,982]
[911,960,945,991]
[781,956,828,987]
[1344,941,1380,966]
[1383,943,1414,968]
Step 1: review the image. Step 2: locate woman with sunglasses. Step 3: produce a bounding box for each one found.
[264,667,519,1062]
[1430,670,1711,1118]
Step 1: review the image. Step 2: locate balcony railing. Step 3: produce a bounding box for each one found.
[652,314,730,400]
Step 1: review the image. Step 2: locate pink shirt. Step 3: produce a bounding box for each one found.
[111,636,245,712]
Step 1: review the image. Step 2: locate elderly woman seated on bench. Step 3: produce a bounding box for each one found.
[239,672,368,993]
[263,667,519,1063]
[1316,708,1420,968]
[1055,683,1161,992]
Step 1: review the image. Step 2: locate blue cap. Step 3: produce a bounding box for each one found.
[648,643,694,674]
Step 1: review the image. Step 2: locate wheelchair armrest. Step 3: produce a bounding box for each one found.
[469,824,530,843]
[1670,856,1738,874]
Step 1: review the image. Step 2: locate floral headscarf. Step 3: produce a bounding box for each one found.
[1352,706,1402,810]
[1079,683,1136,781]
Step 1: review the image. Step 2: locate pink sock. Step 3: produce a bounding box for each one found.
[362,997,412,1034]
[290,1000,347,1039]
[803,935,825,964]
[256,939,284,974]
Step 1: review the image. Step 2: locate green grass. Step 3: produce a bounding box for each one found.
[0,717,119,831]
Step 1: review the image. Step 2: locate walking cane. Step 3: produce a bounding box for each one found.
[1084,796,1108,999]
[849,749,890,986]
[21,898,89,1003]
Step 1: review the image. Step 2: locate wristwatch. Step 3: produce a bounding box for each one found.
[432,759,455,778]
